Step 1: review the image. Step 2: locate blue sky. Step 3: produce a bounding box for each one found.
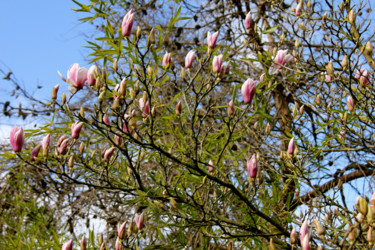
[0,0,92,137]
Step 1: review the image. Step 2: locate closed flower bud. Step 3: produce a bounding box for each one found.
[207,31,219,49]
[180,67,186,79]
[348,224,360,243]
[313,219,325,236]
[185,50,195,69]
[87,65,98,86]
[135,212,145,229]
[59,138,69,155]
[10,125,24,152]
[162,52,172,69]
[176,101,182,116]
[62,92,66,105]
[212,54,223,73]
[136,26,141,40]
[295,2,302,16]
[288,137,295,155]
[348,10,355,24]
[122,9,134,37]
[368,227,375,245]
[118,221,127,239]
[51,84,59,100]
[247,154,257,179]
[356,212,364,223]
[30,145,41,161]
[356,196,368,216]
[265,123,272,134]
[347,96,355,112]
[79,142,85,155]
[208,160,214,173]
[68,155,74,168]
[365,41,373,55]
[113,59,118,72]
[42,133,51,157]
[151,107,156,117]
[269,239,275,250]
[62,239,73,250]
[290,228,297,245]
[227,100,234,116]
[71,122,84,139]
[326,60,334,76]
[241,78,257,104]
[341,55,348,68]
[245,12,253,30]
[80,235,87,250]
[103,114,110,125]
[103,147,116,161]
[147,28,155,47]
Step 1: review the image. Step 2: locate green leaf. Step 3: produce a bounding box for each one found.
[262,25,279,34]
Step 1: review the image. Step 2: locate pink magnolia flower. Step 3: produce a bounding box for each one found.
[288,137,295,154]
[118,221,127,239]
[42,134,51,152]
[30,145,41,161]
[212,54,223,73]
[241,78,257,104]
[270,50,293,74]
[135,212,145,229]
[162,52,172,69]
[207,31,219,49]
[247,154,257,178]
[103,114,110,125]
[185,50,195,69]
[347,96,355,112]
[87,65,98,86]
[208,160,214,173]
[296,3,302,16]
[245,12,253,30]
[115,237,123,250]
[142,101,150,118]
[71,122,84,139]
[302,234,310,250]
[355,69,370,85]
[66,63,88,89]
[299,219,309,246]
[61,239,73,250]
[227,100,234,116]
[10,125,24,152]
[325,74,332,82]
[59,138,69,155]
[80,236,87,250]
[122,9,134,37]
[103,147,116,161]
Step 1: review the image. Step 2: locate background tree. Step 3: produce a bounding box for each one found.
[2,0,375,249]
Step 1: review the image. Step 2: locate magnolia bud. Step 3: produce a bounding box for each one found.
[51,84,59,100]
[290,228,297,245]
[80,106,85,118]
[176,101,182,117]
[348,10,355,24]
[147,28,155,47]
[151,107,156,117]
[136,26,141,41]
[62,92,66,105]
[341,55,348,68]
[269,239,275,250]
[347,96,355,112]
[265,123,272,135]
[365,41,373,55]
[314,219,325,236]
[68,155,74,168]
[80,142,85,155]
[180,67,186,79]
[368,227,375,245]
[326,60,334,76]
[227,100,234,116]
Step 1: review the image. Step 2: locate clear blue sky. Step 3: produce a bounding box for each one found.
[0,0,92,137]
[0,0,91,102]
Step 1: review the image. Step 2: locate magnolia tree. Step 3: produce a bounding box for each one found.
[3,0,375,249]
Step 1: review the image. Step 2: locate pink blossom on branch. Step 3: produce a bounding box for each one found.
[30,145,41,161]
[65,63,88,89]
[87,65,98,86]
[269,50,293,74]
[247,154,257,178]
[185,50,195,69]
[207,31,219,49]
[122,9,134,37]
[212,54,223,73]
[71,122,84,139]
[162,52,172,69]
[241,78,257,104]
[288,137,295,155]
[10,125,24,152]
[245,12,253,30]
[355,69,370,85]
